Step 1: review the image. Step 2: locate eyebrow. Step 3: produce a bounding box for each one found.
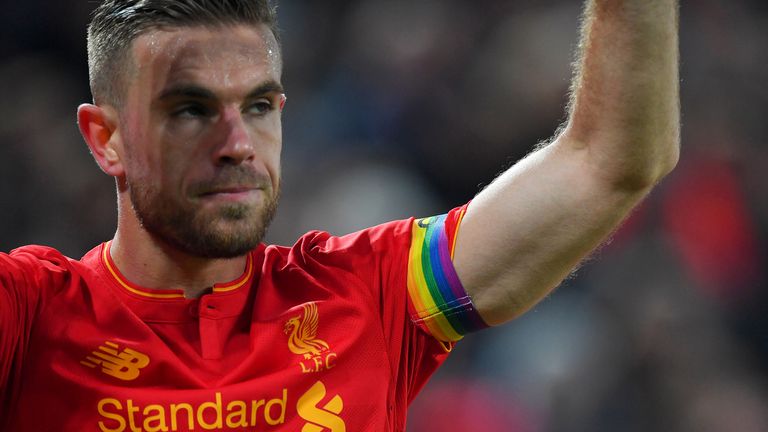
[245,81,285,99]
[157,80,286,102]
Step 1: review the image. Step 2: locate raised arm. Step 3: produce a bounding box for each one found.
[453,0,681,325]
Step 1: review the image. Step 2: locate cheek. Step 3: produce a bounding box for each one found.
[122,113,164,171]
[265,122,283,180]
[158,122,211,172]
[120,133,152,184]
[122,139,186,198]
[121,106,192,194]
[165,116,210,141]
[251,116,283,168]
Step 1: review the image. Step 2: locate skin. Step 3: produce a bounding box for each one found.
[77,0,680,319]
[78,25,285,298]
[454,0,681,325]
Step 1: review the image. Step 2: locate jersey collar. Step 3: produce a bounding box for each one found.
[99,242,262,321]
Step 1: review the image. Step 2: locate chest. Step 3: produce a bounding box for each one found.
[13,283,396,431]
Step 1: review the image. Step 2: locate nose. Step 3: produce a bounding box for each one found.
[213,107,255,165]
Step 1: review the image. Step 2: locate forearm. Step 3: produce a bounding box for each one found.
[563,0,681,189]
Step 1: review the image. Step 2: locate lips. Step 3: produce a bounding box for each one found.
[199,186,260,196]
[197,186,264,205]
[190,167,272,201]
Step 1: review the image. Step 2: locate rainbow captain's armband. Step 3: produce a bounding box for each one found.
[406,205,489,342]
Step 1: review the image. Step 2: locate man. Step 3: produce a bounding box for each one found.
[0,0,679,430]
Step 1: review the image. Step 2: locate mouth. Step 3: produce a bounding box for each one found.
[201,186,258,195]
[190,167,274,205]
[198,186,264,203]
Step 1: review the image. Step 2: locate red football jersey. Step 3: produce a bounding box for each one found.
[0,205,487,431]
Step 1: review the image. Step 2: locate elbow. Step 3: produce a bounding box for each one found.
[615,128,681,192]
[613,143,680,192]
[645,134,681,187]
[614,156,679,195]
[658,142,681,180]
[612,155,678,192]
[559,127,681,192]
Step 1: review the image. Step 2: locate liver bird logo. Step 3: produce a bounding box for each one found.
[284,303,330,359]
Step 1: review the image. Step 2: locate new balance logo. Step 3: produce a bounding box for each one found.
[81,341,150,381]
[297,381,345,432]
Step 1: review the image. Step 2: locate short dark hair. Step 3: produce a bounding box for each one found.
[87,0,279,106]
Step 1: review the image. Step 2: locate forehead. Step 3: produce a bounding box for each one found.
[129,25,282,95]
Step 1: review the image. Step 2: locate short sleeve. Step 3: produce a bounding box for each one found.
[405,204,489,342]
[0,247,70,409]
[310,203,488,345]
[268,206,490,424]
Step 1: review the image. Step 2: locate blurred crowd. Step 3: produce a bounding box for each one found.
[1,1,766,431]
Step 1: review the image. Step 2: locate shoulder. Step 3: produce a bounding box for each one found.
[268,218,415,262]
[3,244,105,290]
[0,245,80,300]
[6,245,72,272]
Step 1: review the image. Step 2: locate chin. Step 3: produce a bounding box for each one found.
[132,186,279,258]
[170,217,268,258]
[176,205,276,258]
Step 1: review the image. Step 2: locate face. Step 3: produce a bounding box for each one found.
[117,25,284,258]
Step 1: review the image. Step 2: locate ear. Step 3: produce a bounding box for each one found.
[77,103,125,177]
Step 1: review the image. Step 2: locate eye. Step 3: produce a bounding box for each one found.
[172,103,211,119]
[246,98,275,116]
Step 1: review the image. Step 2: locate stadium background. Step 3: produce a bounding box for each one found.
[1,1,766,430]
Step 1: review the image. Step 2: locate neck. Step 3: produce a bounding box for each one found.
[110,203,249,299]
